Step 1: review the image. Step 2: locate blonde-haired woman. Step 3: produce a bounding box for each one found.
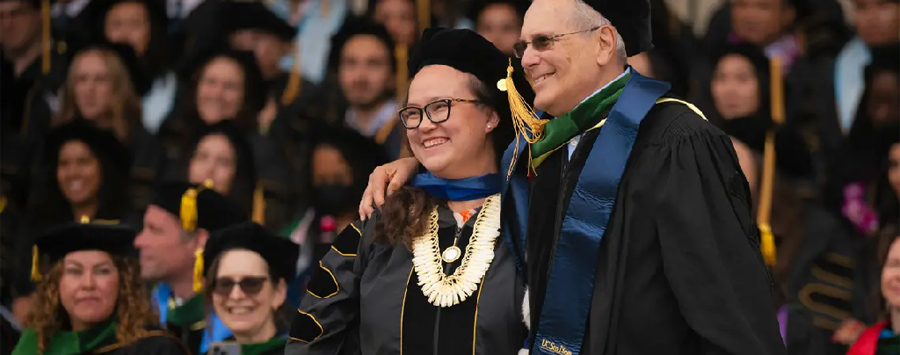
[12,220,189,354]
[51,41,162,211]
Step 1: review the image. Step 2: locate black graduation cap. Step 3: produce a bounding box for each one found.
[223,1,296,42]
[43,119,131,174]
[203,222,299,282]
[583,0,652,56]
[328,15,397,73]
[149,181,249,234]
[866,44,900,78]
[31,218,136,281]
[68,40,150,95]
[408,28,534,162]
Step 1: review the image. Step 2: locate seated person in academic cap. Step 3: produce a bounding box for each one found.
[285,28,532,354]
[12,120,134,320]
[221,0,313,109]
[203,222,299,355]
[360,0,784,354]
[133,181,248,355]
[13,220,190,355]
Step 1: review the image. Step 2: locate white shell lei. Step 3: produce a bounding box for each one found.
[411,193,501,308]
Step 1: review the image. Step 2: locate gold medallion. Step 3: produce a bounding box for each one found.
[441,246,462,263]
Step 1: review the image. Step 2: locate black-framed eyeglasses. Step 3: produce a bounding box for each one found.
[211,276,270,296]
[398,98,480,129]
[512,26,601,58]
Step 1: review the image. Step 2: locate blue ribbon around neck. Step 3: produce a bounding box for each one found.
[411,172,502,201]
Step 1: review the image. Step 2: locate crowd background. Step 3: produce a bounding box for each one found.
[0,0,897,353]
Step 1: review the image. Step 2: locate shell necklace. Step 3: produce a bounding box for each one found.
[411,193,501,308]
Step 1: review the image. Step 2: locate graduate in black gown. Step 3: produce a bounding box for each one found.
[12,220,189,355]
[203,222,299,355]
[287,28,532,355]
[359,1,784,354]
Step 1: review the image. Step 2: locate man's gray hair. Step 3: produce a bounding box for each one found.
[571,0,628,64]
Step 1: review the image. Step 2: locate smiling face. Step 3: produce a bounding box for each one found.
[212,250,285,341]
[196,57,245,125]
[58,250,120,331]
[189,134,237,196]
[57,140,102,208]
[520,0,612,117]
[72,51,115,121]
[405,65,499,180]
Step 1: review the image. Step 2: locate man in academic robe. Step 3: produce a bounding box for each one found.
[134,181,248,355]
[359,0,785,354]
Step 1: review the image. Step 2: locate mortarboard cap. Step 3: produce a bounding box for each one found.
[329,15,397,73]
[582,0,652,56]
[408,28,534,167]
[149,181,248,234]
[204,222,299,282]
[32,218,136,281]
[43,119,131,174]
[223,0,296,42]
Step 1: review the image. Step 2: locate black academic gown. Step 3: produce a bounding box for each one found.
[93,332,190,355]
[516,100,785,354]
[287,205,527,355]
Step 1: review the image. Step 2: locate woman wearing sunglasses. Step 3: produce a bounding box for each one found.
[13,220,189,355]
[203,222,300,355]
[286,28,534,354]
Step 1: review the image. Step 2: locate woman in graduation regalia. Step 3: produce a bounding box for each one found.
[286,28,533,354]
[12,220,189,355]
[848,234,900,355]
[203,222,300,355]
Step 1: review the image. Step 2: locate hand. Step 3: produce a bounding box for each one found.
[831,318,866,345]
[358,157,419,220]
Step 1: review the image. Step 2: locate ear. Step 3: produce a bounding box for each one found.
[272,278,288,309]
[595,25,617,68]
[195,229,210,249]
[485,110,501,134]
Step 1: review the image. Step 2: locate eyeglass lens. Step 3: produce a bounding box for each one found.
[213,276,268,296]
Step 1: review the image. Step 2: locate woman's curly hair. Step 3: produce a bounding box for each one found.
[25,255,158,353]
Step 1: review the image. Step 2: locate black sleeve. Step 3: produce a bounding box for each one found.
[120,333,191,355]
[286,220,366,355]
[649,116,787,355]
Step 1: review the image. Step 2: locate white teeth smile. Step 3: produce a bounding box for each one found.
[423,138,448,148]
[534,74,553,85]
[229,307,252,315]
[68,180,84,191]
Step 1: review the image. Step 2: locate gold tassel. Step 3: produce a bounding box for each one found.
[756,56,784,267]
[192,248,204,293]
[0,196,7,214]
[281,40,302,106]
[395,45,409,103]
[41,0,50,74]
[31,246,42,282]
[416,0,430,30]
[80,215,90,224]
[201,179,215,190]
[252,183,266,225]
[498,59,544,178]
[180,188,199,232]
